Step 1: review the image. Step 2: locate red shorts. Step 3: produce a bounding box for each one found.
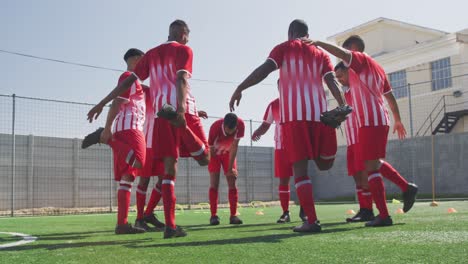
[180,114,209,159]
[282,121,337,164]
[274,149,293,178]
[140,148,164,177]
[208,152,237,175]
[358,126,389,161]
[346,144,365,176]
[110,129,146,181]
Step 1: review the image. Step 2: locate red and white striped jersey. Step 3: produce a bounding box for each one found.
[268,39,334,123]
[133,41,197,116]
[209,118,245,155]
[142,87,155,148]
[345,51,391,127]
[112,71,146,133]
[344,88,358,146]
[263,98,283,150]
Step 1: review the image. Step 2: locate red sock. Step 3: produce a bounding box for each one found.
[380,161,408,192]
[368,171,389,218]
[209,187,218,217]
[136,185,147,220]
[278,184,290,213]
[356,185,373,210]
[161,176,176,229]
[117,180,132,225]
[144,183,162,216]
[228,188,238,217]
[295,176,317,224]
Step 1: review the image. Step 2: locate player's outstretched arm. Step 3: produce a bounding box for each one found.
[100,98,126,144]
[252,122,271,142]
[384,92,407,139]
[227,139,240,177]
[229,60,277,111]
[324,73,345,106]
[87,75,137,122]
[302,39,352,65]
[171,71,190,127]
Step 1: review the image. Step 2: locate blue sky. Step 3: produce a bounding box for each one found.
[1,0,467,145]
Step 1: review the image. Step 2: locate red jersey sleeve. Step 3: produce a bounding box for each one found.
[268,43,285,69]
[235,119,245,139]
[208,120,220,146]
[345,51,368,74]
[175,45,193,76]
[263,102,274,124]
[320,53,334,77]
[133,51,151,81]
[383,76,392,94]
[117,72,133,100]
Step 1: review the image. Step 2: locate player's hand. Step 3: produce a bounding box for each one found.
[301,38,318,46]
[100,128,112,144]
[226,168,238,177]
[229,90,242,112]
[87,103,104,123]
[198,110,208,119]
[251,130,261,142]
[393,120,407,140]
[170,112,187,128]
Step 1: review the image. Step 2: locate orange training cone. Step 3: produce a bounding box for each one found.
[396,208,404,214]
[448,208,457,213]
[346,209,356,215]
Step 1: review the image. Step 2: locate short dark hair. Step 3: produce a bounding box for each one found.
[334,61,348,72]
[342,35,365,52]
[123,48,144,62]
[288,19,308,38]
[224,113,238,129]
[170,19,189,32]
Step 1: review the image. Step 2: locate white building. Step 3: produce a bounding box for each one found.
[327,17,468,144]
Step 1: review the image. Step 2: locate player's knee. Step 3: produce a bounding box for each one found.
[138,177,150,187]
[133,159,143,169]
[317,160,334,171]
[196,156,209,166]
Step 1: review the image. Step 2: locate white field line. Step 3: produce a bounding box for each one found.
[0,232,37,249]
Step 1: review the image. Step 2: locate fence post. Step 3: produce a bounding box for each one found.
[27,135,34,210]
[11,94,16,217]
[72,138,79,208]
[271,148,275,201]
[186,158,192,209]
[407,83,414,137]
[243,146,249,203]
[109,149,113,213]
[249,119,253,147]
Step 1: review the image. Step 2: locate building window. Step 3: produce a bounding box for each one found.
[431,57,452,91]
[389,70,407,99]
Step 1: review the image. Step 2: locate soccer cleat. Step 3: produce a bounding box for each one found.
[346,209,375,223]
[229,216,243,225]
[115,223,146,235]
[365,215,393,227]
[81,127,104,149]
[210,216,220,225]
[143,213,165,229]
[134,219,152,231]
[299,206,308,222]
[163,226,187,239]
[402,183,418,213]
[293,221,321,233]
[277,211,291,223]
[156,104,178,120]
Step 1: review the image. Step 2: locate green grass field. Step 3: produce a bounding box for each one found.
[0,201,467,264]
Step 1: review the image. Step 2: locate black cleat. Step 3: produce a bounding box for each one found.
[346,209,375,223]
[210,216,220,225]
[365,215,393,227]
[299,206,308,222]
[156,104,178,120]
[115,223,146,235]
[229,216,243,225]
[403,183,418,213]
[143,213,165,229]
[163,226,187,239]
[81,127,104,149]
[135,219,152,231]
[293,221,321,233]
[277,211,291,223]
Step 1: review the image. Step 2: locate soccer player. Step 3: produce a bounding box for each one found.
[82,48,147,234]
[87,20,207,238]
[134,87,165,231]
[208,113,245,225]
[252,97,294,223]
[229,19,346,233]
[308,35,418,226]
